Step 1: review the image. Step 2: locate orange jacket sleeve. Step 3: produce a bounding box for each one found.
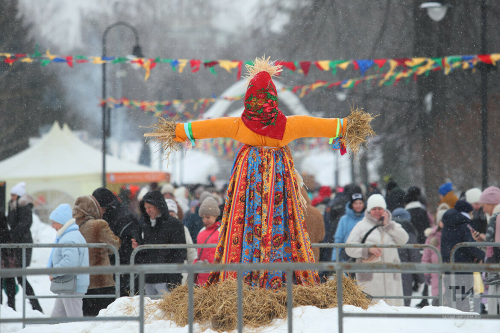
[175,116,347,147]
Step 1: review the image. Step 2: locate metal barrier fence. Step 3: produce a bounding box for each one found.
[0,243,120,329]
[1,261,500,333]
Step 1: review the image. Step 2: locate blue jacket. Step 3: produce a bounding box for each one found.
[332,203,364,261]
[441,210,485,265]
[50,219,90,294]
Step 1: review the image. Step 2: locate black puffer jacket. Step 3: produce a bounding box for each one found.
[137,191,187,287]
[7,195,34,267]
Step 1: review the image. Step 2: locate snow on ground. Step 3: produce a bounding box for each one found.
[3,215,500,332]
[12,297,500,333]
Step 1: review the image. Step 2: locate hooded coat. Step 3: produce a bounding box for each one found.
[345,210,409,306]
[441,209,485,265]
[404,201,430,244]
[138,191,187,287]
[73,196,121,289]
[7,194,34,267]
[332,202,364,261]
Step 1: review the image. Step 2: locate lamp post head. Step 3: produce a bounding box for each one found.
[420,2,450,22]
[132,45,144,58]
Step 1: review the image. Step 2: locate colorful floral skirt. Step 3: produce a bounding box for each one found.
[206,145,320,290]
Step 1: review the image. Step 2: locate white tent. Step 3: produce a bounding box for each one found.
[0,122,166,208]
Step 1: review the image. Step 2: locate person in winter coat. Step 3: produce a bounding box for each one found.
[194,197,221,285]
[441,208,485,312]
[0,212,20,311]
[438,182,458,209]
[161,184,184,220]
[346,194,409,306]
[48,204,89,318]
[166,199,197,284]
[404,187,430,245]
[392,208,425,306]
[7,182,34,268]
[421,208,446,306]
[183,198,204,243]
[465,188,488,234]
[132,191,187,295]
[92,187,142,296]
[6,182,43,313]
[73,195,121,317]
[331,193,365,262]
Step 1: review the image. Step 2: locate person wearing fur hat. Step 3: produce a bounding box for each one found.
[332,193,365,262]
[404,186,430,245]
[438,182,458,209]
[421,206,447,306]
[194,197,221,285]
[465,188,487,234]
[92,187,142,296]
[146,56,375,289]
[132,191,187,295]
[392,208,425,307]
[73,195,121,316]
[48,204,89,318]
[346,194,409,306]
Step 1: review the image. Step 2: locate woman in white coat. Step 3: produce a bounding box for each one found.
[346,194,409,306]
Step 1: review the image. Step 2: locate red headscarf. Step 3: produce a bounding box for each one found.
[241,71,287,140]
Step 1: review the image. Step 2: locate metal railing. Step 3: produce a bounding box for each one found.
[0,243,120,329]
[1,261,500,333]
[316,243,444,304]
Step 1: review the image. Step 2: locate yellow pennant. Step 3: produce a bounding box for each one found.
[219,60,239,73]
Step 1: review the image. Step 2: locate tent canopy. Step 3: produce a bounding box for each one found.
[0,122,166,209]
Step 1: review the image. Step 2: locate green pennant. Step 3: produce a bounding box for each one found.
[30,44,41,57]
[159,58,172,63]
[447,56,462,64]
[329,60,345,75]
[40,59,51,66]
[208,67,217,75]
[112,57,128,64]
[75,55,88,60]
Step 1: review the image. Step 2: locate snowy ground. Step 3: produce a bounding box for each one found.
[1,216,499,332]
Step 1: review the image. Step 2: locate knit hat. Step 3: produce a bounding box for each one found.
[198,197,220,217]
[92,187,119,208]
[479,186,500,205]
[404,186,421,204]
[349,193,364,208]
[241,57,287,140]
[366,194,387,212]
[199,191,214,205]
[454,200,473,213]
[436,209,447,224]
[165,199,178,215]
[439,182,453,196]
[49,204,73,225]
[161,183,175,195]
[465,188,481,204]
[392,208,411,223]
[10,182,26,197]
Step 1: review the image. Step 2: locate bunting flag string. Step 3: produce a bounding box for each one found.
[101,53,494,120]
[1,49,498,81]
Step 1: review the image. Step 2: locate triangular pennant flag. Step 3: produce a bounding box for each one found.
[218,60,239,73]
[279,61,297,71]
[178,59,188,73]
[299,61,311,76]
[355,60,375,75]
[373,59,387,70]
[315,60,330,71]
[190,59,201,72]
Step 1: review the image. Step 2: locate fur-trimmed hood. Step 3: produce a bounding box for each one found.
[73,195,102,225]
[8,194,33,211]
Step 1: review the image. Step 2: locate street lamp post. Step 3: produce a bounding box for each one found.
[102,22,143,187]
[420,1,489,189]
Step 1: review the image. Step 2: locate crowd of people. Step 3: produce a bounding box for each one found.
[312,179,499,314]
[0,181,225,318]
[1,178,499,317]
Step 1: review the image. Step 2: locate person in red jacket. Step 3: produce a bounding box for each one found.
[194,197,221,285]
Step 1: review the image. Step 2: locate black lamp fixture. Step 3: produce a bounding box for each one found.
[419,2,451,22]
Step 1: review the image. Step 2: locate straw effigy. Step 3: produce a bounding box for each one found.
[155,276,372,332]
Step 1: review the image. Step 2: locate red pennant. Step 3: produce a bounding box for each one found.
[292,85,302,93]
[66,56,73,68]
[4,57,15,64]
[236,61,243,80]
[374,59,387,70]
[352,61,359,70]
[327,81,341,89]
[278,61,296,71]
[131,59,144,66]
[150,59,157,70]
[299,61,311,76]
[394,58,410,67]
[478,54,492,64]
[190,59,201,72]
[204,61,218,68]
